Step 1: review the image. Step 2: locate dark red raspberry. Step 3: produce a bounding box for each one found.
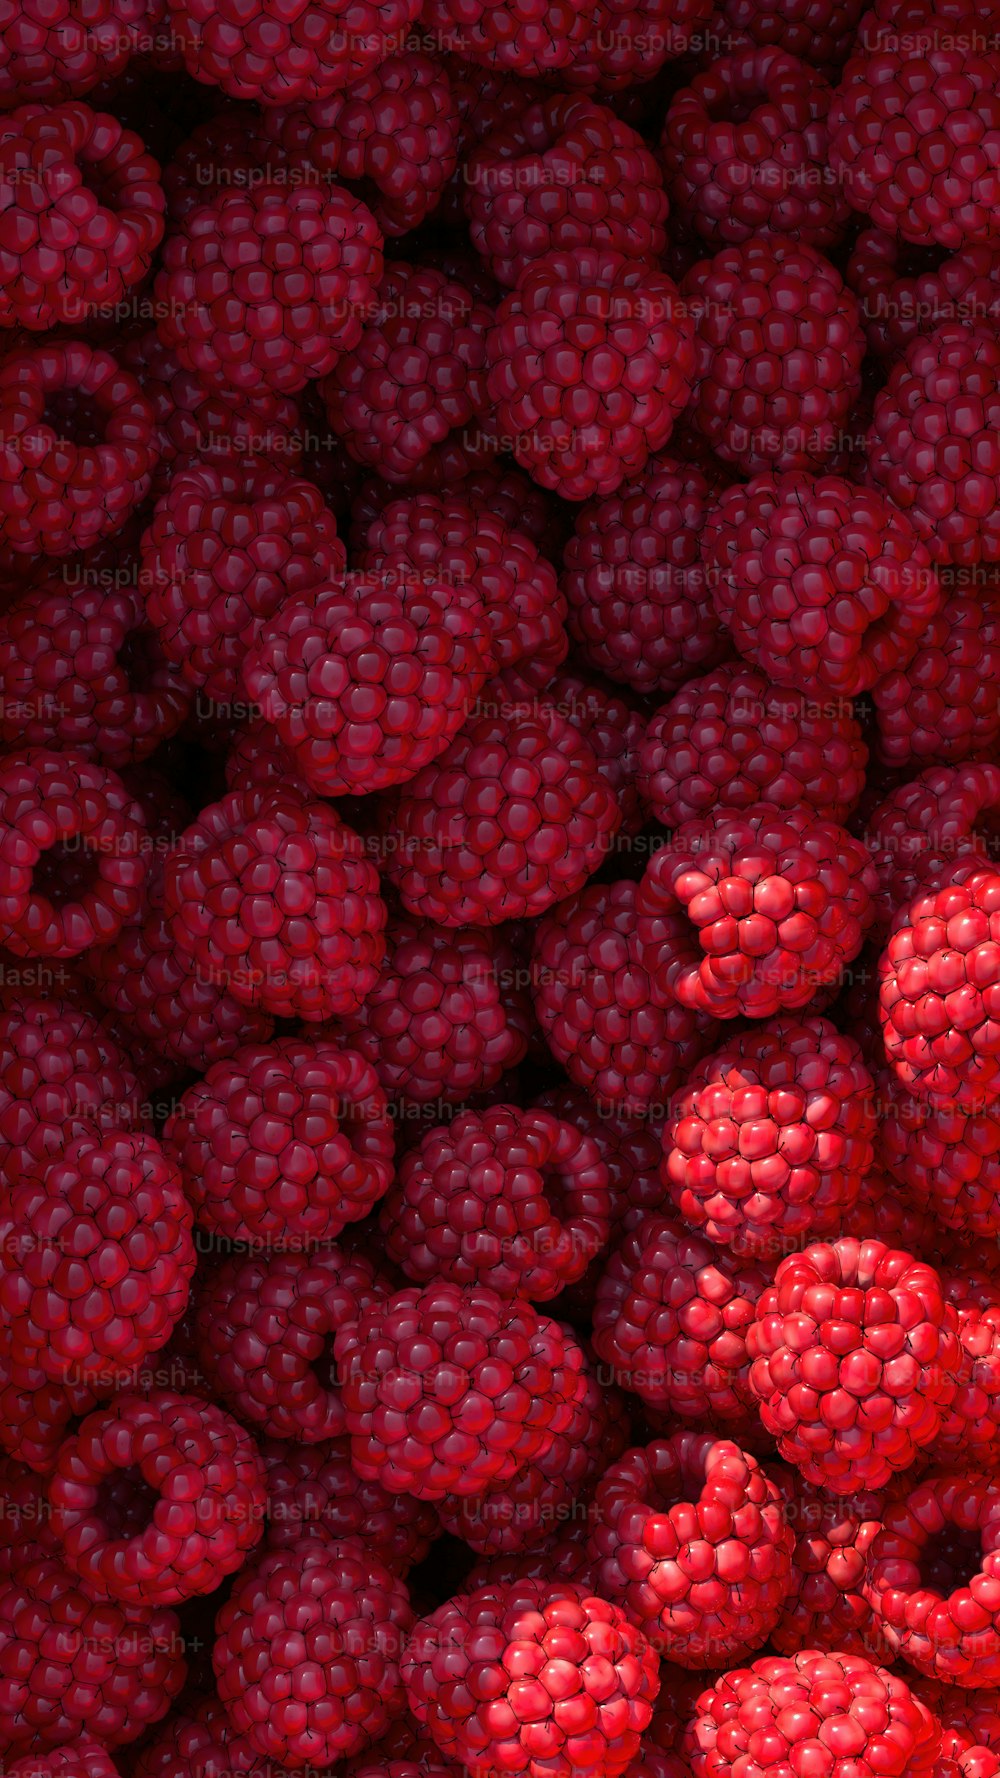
[563,0,715,88]
[638,663,868,828]
[534,1083,667,1248]
[560,452,731,697]
[261,1436,438,1573]
[537,668,644,835]
[879,1069,1000,1243]
[130,1694,261,1778]
[768,1467,887,1658]
[864,322,1000,565]
[852,1166,965,1264]
[708,0,863,72]
[747,1236,962,1492]
[213,1536,413,1765]
[865,1468,1000,1684]
[4,1740,119,1778]
[161,107,287,225]
[681,238,864,474]
[0,1457,55,1575]
[0,993,147,1189]
[0,342,158,558]
[487,248,695,501]
[0,103,163,331]
[880,869,1000,1108]
[402,1580,659,1778]
[383,700,620,927]
[356,492,567,677]
[0,0,155,104]
[421,0,597,76]
[0,1347,100,1475]
[47,1391,265,1605]
[704,471,941,698]
[866,762,1000,932]
[662,48,849,249]
[635,802,876,1021]
[337,914,531,1105]
[587,1434,793,1666]
[224,720,312,798]
[141,459,346,703]
[167,0,421,103]
[163,1037,393,1249]
[829,30,1000,249]
[336,1281,588,1499]
[873,587,1000,767]
[593,1213,770,1433]
[436,56,549,230]
[664,1016,876,1258]
[847,230,1000,362]
[465,94,667,289]
[684,1652,939,1778]
[164,787,386,1023]
[194,1245,385,1443]
[450,459,570,559]
[465,1522,595,1593]
[154,182,384,399]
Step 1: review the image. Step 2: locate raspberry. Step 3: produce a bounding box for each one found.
[336,914,531,1105]
[47,1391,265,1605]
[0,1347,100,1475]
[664,1016,876,1258]
[560,453,731,697]
[0,751,149,960]
[0,1457,55,1575]
[163,1037,393,1249]
[852,1166,964,1264]
[708,0,863,70]
[562,0,715,88]
[4,1742,118,1778]
[865,762,1000,932]
[465,1523,595,1594]
[141,459,346,703]
[530,879,717,1117]
[194,1245,385,1443]
[261,1436,438,1573]
[684,1652,939,1778]
[768,1468,887,1658]
[154,182,384,399]
[912,1678,1000,1752]
[383,701,620,927]
[537,668,644,835]
[746,1236,962,1492]
[224,721,312,798]
[420,0,596,76]
[863,322,1000,565]
[846,230,1000,361]
[167,0,422,104]
[402,1580,659,1778]
[377,1105,611,1301]
[131,1695,260,1778]
[873,587,1000,767]
[681,238,864,474]
[593,1213,770,1431]
[213,1537,413,1766]
[0,994,147,1188]
[879,1070,1000,1242]
[535,1083,667,1240]
[0,0,154,104]
[829,30,1000,249]
[162,107,286,225]
[486,248,695,501]
[635,802,876,1021]
[587,1434,793,1666]
[0,342,158,558]
[335,1281,588,1499]
[936,1277,1000,1464]
[880,868,1000,1107]
[865,1468,1000,1684]
[0,103,163,332]
[164,787,386,1023]
[661,48,849,249]
[464,94,668,289]
[243,572,494,797]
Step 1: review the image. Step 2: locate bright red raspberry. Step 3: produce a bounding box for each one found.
[0,994,147,1188]
[421,0,597,75]
[167,0,421,103]
[681,238,864,473]
[383,701,620,927]
[864,322,1000,565]
[560,453,731,696]
[768,1468,887,1658]
[0,342,158,558]
[664,1016,876,1258]
[164,787,386,1023]
[213,1537,413,1765]
[662,48,849,249]
[880,868,1000,1107]
[873,587,1000,766]
[336,1282,588,1499]
[587,1434,793,1666]
[879,1069,1000,1242]
[487,248,695,501]
[865,762,1000,932]
[163,1037,393,1249]
[0,0,155,104]
[154,183,384,399]
[194,1245,385,1443]
[563,0,715,87]
[746,1237,962,1492]
[865,1469,1000,1684]
[635,802,876,1021]
[593,1213,770,1432]
[402,1580,659,1778]
[261,1436,438,1573]
[847,230,1000,361]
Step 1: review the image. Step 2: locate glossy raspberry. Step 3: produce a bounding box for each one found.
[635,802,876,1021]
[560,453,730,696]
[879,1070,1000,1242]
[167,0,421,104]
[213,1536,412,1765]
[587,1434,793,1666]
[164,787,386,1023]
[261,1436,438,1573]
[768,1469,887,1658]
[420,0,597,76]
[847,231,1000,362]
[336,1282,588,1499]
[486,248,695,501]
[681,238,864,474]
[130,1694,262,1778]
[563,0,715,87]
[0,342,158,558]
[0,1457,55,1575]
[0,993,146,1189]
[937,1274,1000,1465]
[154,182,384,399]
[864,322,1000,565]
[865,762,1000,932]
[593,1213,770,1430]
[402,1579,659,1778]
[0,0,154,104]
[0,1348,100,1475]
[746,1236,961,1492]
[880,868,1000,1106]
[383,701,620,928]
[873,588,1000,767]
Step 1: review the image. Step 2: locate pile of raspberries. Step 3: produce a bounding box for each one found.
[6,4,1000,1778]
